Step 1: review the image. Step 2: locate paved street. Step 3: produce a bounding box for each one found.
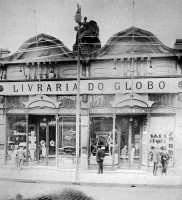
[0,180,182,200]
[0,166,182,200]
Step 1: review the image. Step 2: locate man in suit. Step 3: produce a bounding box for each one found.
[161,151,170,175]
[152,145,160,176]
[96,145,105,174]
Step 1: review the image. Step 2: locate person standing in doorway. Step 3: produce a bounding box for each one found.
[152,145,160,176]
[96,145,105,174]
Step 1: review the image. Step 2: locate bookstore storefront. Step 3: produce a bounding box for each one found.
[88,112,175,171]
[1,78,178,171]
[6,114,77,166]
[4,93,77,167]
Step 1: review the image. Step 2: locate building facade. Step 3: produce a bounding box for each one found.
[0,27,182,173]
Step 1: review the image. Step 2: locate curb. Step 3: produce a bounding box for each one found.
[0,177,182,189]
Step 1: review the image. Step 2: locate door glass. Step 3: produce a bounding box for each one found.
[119,117,141,169]
[28,118,37,162]
[39,119,47,162]
[48,118,56,161]
[120,118,129,168]
[131,119,140,169]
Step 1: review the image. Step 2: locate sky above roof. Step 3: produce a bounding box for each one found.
[0,0,182,54]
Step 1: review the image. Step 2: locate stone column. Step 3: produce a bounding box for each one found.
[0,96,5,165]
[26,114,29,165]
[80,97,89,171]
[141,114,151,172]
[147,57,153,76]
[112,114,116,169]
[80,114,89,171]
[55,115,59,168]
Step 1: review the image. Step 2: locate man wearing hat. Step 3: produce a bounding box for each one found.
[96,145,105,174]
[152,145,161,176]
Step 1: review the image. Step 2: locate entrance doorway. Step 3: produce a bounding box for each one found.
[117,115,145,169]
[28,115,56,166]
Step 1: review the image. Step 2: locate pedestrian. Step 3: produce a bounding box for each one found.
[121,145,127,163]
[11,146,19,169]
[96,145,105,174]
[17,146,26,170]
[130,144,135,164]
[151,145,160,176]
[161,150,170,175]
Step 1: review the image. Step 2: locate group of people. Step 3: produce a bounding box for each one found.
[11,146,26,170]
[121,145,137,164]
[150,146,170,176]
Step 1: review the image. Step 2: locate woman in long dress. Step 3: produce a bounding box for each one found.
[11,146,19,169]
[40,140,46,156]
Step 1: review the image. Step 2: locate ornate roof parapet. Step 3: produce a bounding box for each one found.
[1,33,75,64]
[93,27,177,58]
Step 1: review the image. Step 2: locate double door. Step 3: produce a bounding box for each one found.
[38,116,56,165]
[118,116,142,169]
[28,116,56,165]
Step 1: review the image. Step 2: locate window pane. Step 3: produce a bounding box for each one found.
[6,115,26,160]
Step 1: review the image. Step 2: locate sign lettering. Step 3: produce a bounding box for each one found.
[0,78,181,95]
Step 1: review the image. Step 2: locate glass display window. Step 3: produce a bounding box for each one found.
[149,116,174,167]
[58,117,76,158]
[90,117,114,156]
[6,115,26,158]
[28,118,37,162]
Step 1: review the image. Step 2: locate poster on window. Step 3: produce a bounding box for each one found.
[149,116,174,167]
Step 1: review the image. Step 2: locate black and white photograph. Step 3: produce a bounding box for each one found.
[0,0,182,199]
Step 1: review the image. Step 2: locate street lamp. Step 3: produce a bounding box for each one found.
[74,3,82,181]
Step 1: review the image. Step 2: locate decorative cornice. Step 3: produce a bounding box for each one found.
[110,93,154,108]
[23,94,61,108]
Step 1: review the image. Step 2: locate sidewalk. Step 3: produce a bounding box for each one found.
[0,165,182,188]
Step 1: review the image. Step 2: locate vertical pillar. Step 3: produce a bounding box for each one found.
[147,114,151,169]
[76,29,81,180]
[36,120,39,162]
[46,118,49,166]
[3,96,7,165]
[147,57,151,76]
[26,114,29,165]
[141,114,151,171]
[120,58,124,77]
[141,57,144,76]
[112,114,116,169]
[134,57,137,76]
[117,119,121,168]
[127,58,131,76]
[128,117,133,167]
[56,115,59,168]
[80,109,90,171]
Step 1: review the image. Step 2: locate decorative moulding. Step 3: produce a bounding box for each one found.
[110,93,154,108]
[23,94,61,108]
[8,109,25,113]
